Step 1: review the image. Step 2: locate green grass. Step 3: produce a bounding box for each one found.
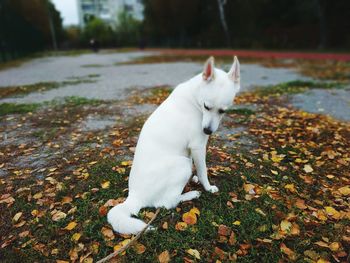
[0,97,103,116]
[255,80,343,96]
[0,103,39,116]
[226,108,255,116]
[0,79,98,99]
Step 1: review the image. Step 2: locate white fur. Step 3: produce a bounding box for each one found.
[108,56,241,234]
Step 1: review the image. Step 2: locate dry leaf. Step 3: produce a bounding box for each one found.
[280,243,296,260]
[303,164,314,173]
[186,249,200,260]
[52,211,67,221]
[182,211,197,225]
[175,222,188,231]
[158,250,170,263]
[13,212,23,222]
[64,221,77,231]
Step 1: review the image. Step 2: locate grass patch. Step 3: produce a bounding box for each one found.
[226,108,255,116]
[255,80,343,96]
[0,103,39,116]
[0,78,98,99]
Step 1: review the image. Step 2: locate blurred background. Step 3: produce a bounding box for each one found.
[0,0,349,62]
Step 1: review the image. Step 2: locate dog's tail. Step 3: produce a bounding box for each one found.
[107,197,146,234]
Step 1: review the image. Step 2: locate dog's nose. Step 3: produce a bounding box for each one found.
[203,127,212,135]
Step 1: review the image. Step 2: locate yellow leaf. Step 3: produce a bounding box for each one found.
[52,211,67,221]
[13,212,23,222]
[271,170,278,175]
[33,192,43,199]
[338,186,350,196]
[303,164,314,173]
[182,211,197,225]
[175,222,188,231]
[329,242,340,252]
[233,220,241,226]
[280,220,292,232]
[284,184,296,193]
[187,249,201,260]
[291,223,300,236]
[158,250,170,263]
[190,207,200,216]
[113,239,131,255]
[71,233,81,242]
[317,259,330,263]
[64,221,77,231]
[325,206,341,219]
[101,181,110,189]
[280,243,296,260]
[133,242,146,254]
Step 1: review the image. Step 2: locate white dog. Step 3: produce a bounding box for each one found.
[108,56,240,234]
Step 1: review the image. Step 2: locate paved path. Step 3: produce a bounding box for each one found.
[0,51,311,104]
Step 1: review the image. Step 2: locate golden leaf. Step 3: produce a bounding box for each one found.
[175,222,188,231]
[303,164,314,173]
[338,186,350,196]
[13,212,23,222]
[182,211,197,225]
[64,221,77,231]
[186,249,200,260]
[158,250,170,263]
[280,243,296,260]
[101,181,110,189]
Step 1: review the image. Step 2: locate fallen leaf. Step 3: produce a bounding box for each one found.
[325,206,341,219]
[113,239,131,255]
[175,222,188,231]
[233,220,241,226]
[64,221,77,231]
[303,164,314,173]
[186,249,200,260]
[218,224,231,236]
[13,212,23,222]
[71,233,81,242]
[101,227,114,241]
[133,242,146,254]
[182,211,197,225]
[158,250,170,263]
[280,243,296,260]
[101,181,110,189]
[338,186,350,196]
[280,220,292,232]
[52,211,67,221]
[284,183,296,193]
[329,242,340,251]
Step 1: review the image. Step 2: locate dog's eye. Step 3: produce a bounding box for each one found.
[204,103,211,111]
[218,109,225,114]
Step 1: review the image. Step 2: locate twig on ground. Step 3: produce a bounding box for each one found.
[97,208,161,263]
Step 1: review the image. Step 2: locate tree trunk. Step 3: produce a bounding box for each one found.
[314,0,328,49]
[216,0,231,47]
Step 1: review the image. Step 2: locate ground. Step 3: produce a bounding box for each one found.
[0,50,349,263]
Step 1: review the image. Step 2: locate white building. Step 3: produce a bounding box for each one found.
[77,0,144,28]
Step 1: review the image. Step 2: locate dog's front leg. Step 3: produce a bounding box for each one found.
[191,148,218,193]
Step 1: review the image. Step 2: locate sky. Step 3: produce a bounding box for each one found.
[51,0,79,26]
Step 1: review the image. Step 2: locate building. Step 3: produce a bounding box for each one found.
[77,0,143,28]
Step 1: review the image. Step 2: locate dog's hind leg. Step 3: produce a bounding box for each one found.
[179,191,201,202]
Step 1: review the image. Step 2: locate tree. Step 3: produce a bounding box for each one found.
[216,0,231,47]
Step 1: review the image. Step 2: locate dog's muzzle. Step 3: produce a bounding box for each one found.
[203,127,212,135]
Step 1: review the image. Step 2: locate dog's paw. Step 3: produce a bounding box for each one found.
[207,185,219,193]
[192,175,199,183]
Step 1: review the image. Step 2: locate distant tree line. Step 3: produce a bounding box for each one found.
[0,0,63,61]
[142,0,350,49]
[0,0,349,60]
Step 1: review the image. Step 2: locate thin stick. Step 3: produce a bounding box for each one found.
[97,208,161,263]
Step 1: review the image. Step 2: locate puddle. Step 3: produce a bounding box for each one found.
[291,87,350,121]
[79,115,117,131]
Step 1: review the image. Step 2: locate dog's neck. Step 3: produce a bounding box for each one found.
[174,74,203,113]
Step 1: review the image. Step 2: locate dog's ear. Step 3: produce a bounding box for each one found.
[228,56,240,84]
[202,56,215,82]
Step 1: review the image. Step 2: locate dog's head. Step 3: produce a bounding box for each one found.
[198,56,240,135]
